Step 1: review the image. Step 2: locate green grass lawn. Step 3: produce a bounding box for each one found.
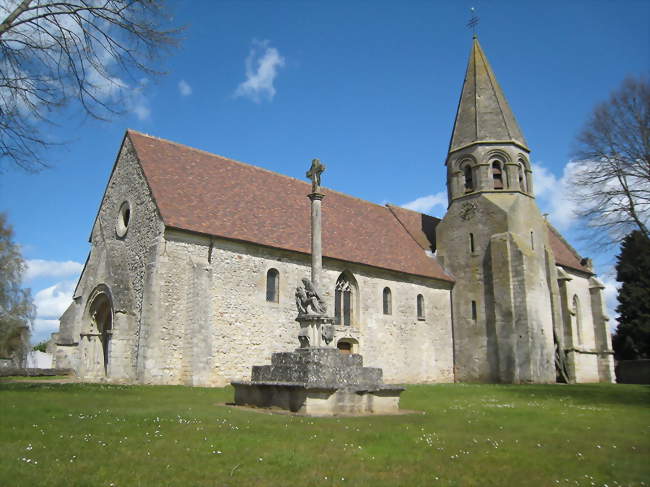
[0,382,648,487]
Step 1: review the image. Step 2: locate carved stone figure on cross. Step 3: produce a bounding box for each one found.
[295,278,327,316]
[306,158,325,193]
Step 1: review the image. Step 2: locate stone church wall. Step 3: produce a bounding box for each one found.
[54,139,164,381]
[141,229,454,386]
[436,192,557,383]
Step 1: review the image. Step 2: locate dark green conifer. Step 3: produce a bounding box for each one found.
[613,231,650,360]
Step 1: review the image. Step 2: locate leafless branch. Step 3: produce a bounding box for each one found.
[0,0,182,172]
[569,74,650,250]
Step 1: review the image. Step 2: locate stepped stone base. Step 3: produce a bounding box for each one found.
[232,347,404,416]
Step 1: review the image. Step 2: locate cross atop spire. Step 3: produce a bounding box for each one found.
[448,37,529,154]
[466,7,479,38]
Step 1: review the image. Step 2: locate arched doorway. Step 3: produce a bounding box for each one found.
[337,338,359,355]
[88,291,113,375]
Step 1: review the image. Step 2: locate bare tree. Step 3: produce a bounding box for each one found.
[0,213,34,367]
[0,0,180,172]
[570,75,650,249]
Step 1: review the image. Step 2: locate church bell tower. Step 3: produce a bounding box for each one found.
[436,37,559,383]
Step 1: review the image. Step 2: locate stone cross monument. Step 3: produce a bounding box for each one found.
[294,159,335,348]
[232,158,404,415]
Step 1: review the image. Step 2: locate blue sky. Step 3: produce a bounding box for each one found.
[1,0,648,343]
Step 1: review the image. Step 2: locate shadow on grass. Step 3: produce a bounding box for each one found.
[491,383,650,408]
[0,382,118,393]
[2,381,647,410]
[0,382,194,393]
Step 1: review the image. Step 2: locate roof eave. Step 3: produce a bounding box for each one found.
[163,225,455,284]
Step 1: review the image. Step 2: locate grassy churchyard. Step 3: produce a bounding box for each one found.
[0,382,648,487]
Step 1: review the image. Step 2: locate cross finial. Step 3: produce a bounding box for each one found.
[306,158,325,193]
[466,7,479,38]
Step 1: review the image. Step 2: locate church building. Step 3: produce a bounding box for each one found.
[52,38,615,385]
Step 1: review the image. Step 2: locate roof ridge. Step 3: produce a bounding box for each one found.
[386,203,441,220]
[128,129,398,213]
[386,205,429,252]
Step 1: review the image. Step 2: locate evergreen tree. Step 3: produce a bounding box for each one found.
[613,231,650,360]
[0,213,34,366]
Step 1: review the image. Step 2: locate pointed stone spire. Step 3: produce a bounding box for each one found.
[449,37,529,154]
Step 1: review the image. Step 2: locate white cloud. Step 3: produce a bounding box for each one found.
[33,281,76,319]
[32,319,61,343]
[127,78,151,121]
[532,161,582,230]
[234,40,285,103]
[28,279,77,344]
[178,79,192,96]
[400,192,447,217]
[24,259,83,281]
[132,101,151,121]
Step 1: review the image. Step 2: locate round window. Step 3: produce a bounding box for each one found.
[115,201,131,238]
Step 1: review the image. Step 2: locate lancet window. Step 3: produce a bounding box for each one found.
[417,294,425,320]
[383,287,392,315]
[335,274,356,326]
[266,268,279,302]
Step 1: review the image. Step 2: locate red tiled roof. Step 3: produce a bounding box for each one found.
[386,204,439,252]
[128,131,453,282]
[546,224,592,274]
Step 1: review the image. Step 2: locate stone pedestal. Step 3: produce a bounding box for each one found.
[296,314,334,348]
[232,348,404,416]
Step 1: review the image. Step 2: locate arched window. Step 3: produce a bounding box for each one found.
[573,295,582,344]
[463,165,474,192]
[266,268,279,302]
[335,273,356,326]
[492,161,504,190]
[417,294,425,320]
[518,161,528,192]
[382,287,392,315]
